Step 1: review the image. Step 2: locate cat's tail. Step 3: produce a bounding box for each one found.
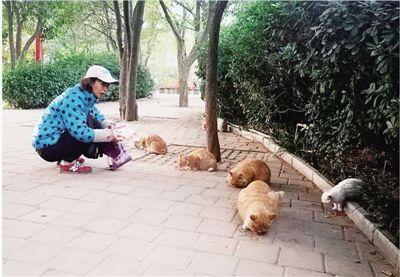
[277,191,285,200]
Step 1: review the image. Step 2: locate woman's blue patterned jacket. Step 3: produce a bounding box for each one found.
[32,84,105,150]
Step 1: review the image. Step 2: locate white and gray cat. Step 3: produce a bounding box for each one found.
[321,178,363,212]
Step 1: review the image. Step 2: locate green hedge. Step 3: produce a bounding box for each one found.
[3,52,154,109]
[197,1,399,242]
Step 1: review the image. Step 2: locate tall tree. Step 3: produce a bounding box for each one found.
[2,1,79,69]
[114,0,145,121]
[160,0,214,107]
[205,0,228,162]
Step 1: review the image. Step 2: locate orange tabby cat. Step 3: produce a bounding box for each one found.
[237,180,284,234]
[227,159,271,188]
[135,134,167,155]
[178,148,217,171]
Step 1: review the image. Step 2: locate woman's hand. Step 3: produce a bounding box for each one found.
[111,133,124,142]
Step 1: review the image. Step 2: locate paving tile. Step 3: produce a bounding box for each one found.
[278,247,324,272]
[67,232,118,252]
[137,198,174,211]
[143,265,196,276]
[185,194,219,206]
[80,190,118,203]
[3,260,48,276]
[193,233,239,255]
[51,212,94,228]
[18,208,65,224]
[154,228,200,249]
[97,205,140,220]
[3,203,37,219]
[38,197,81,212]
[107,194,146,207]
[3,219,46,239]
[68,201,106,215]
[305,222,344,240]
[144,245,196,270]
[370,260,397,277]
[163,214,203,231]
[292,199,323,211]
[273,232,314,250]
[130,187,161,198]
[188,252,239,276]
[3,237,28,258]
[174,185,205,195]
[356,241,387,263]
[87,256,146,276]
[7,241,64,264]
[314,211,354,227]
[199,206,236,222]
[47,248,106,275]
[279,206,313,221]
[103,184,136,194]
[118,222,164,242]
[197,218,238,237]
[83,217,130,235]
[104,237,155,260]
[6,192,49,206]
[129,209,169,225]
[345,227,370,243]
[284,267,333,277]
[324,255,374,277]
[168,202,204,216]
[315,236,359,260]
[30,226,83,245]
[235,240,280,264]
[235,259,285,276]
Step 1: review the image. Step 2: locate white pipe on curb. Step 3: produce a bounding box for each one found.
[229,123,399,269]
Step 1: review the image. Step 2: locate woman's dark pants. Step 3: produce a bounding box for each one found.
[36,116,108,163]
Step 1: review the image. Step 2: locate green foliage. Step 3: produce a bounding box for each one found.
[3,52,154,109]
[197,0,399,243]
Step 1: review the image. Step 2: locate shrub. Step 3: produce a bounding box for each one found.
[3,52,154,108]
[197,0,399,243]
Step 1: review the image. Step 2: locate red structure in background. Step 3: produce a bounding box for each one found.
[34,34,43,63]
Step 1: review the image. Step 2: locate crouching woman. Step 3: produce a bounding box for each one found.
[32,65,127,173]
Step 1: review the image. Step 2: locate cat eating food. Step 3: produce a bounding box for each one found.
[237,180,284,234]
[177,148,217,171]
[135,134,167,155]
[321,178,363,212]
[227,159,271,188]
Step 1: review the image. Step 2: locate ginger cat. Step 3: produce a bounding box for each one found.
[237,180,284,234]
[227,159,271,188]
[178,148,217,171]
[136,134,167,155]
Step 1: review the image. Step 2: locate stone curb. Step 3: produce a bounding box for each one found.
[228,123,399,269]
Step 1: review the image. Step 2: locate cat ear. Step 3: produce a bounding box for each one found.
[228,171,233,176]
[268,213,277,220]
[250,214,257,222]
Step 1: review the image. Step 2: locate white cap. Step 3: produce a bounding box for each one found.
[84,65,119,84]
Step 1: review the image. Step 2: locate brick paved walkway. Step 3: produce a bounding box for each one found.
[3,94,395,276]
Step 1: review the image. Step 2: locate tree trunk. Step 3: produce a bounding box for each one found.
[125,1,145,121]
[205,0,228,162]
[119,48,128,120]
[14,2,22,60]
[113,0,124,60]
[19,18,42,62]
[160,0,214,108]
[5,2,16,69]
[176,38,189,107]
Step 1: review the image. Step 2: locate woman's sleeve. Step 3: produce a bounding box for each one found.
[93,105,105,123]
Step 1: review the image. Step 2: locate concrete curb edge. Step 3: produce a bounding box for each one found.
[229,123,399,269]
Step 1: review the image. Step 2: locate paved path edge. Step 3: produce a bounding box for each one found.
[228,123,399,270]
